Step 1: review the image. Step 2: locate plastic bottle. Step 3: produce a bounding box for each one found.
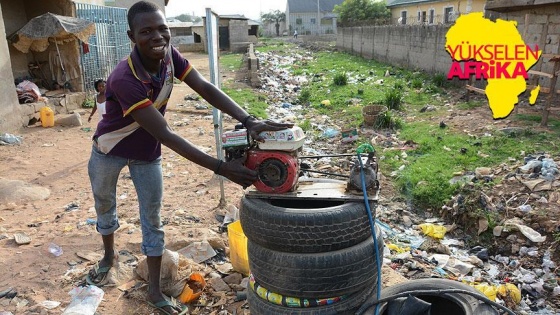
[48,243,63,257]
[40,106,55,127]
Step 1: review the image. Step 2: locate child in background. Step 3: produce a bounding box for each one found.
[88,79,106,122]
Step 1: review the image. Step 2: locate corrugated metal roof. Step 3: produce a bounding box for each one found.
[386,0,435,7]
[287,0,345,13]
[168,22,193,28]
[219,14,249,20]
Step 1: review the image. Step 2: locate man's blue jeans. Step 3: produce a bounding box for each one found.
[88,144,165,256]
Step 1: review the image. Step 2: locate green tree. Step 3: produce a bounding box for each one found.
[261,10,286,37]
[173,14,202,23]
[334,0,391,25]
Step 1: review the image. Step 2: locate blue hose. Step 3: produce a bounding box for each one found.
[357,153,382,315]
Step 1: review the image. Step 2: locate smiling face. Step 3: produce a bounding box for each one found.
[127,10,170,66]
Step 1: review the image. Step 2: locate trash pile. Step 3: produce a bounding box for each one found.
[371,152,560,314]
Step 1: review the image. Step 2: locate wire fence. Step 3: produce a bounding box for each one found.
[75,3,130,92]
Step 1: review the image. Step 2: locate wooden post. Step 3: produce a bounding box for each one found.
[540,58,560,127]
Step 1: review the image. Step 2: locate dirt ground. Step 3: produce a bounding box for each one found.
[0,52,258,315]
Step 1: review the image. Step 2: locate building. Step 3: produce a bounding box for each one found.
[286,0,343,35]
[168,21,210,52]
[386,0,486,25]
[196,14,258,53]
[105,0,167,14]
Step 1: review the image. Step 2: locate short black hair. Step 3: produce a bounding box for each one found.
[128,1,162,30]
[94,79,105,92]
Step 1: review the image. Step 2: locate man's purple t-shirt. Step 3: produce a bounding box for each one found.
[94,45,191,161]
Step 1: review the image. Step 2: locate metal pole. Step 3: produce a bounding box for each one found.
[317,0,320,35]
[206,8,227,207]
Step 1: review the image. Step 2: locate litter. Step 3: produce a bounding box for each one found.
[0,133,22,145]
[13,233,31,245]
[61,285,104,315]
[418,223,447,239]
[503,218,546,242]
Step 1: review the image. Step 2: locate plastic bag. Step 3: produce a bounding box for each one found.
[497,283,521,304]
[61,285,104,315]
[472,283,521,304]
[418,223,447,239]
[503,218,546,242]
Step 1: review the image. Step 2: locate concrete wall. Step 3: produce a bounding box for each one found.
[0,1,24,132]
[1,0,30,79]
[337,25,451,74]
[229,19,250,53]
[261,20,288,37]
[337,11,560,92]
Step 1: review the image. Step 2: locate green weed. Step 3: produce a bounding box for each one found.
[299,88,311,104]
[410,78,423,89]
[375,110,403,130]
[82,96,94,108]
[333,72,348,86]
[384,88,403,110]
[299,119,312,132]
[431,73,447,87]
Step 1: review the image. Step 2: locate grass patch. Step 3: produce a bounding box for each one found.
[514,113,560,133]
[381,121,559,209]
[219,53,244,70]
[221,87,269,119]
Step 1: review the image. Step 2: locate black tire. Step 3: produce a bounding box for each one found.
[249,226,384,298]
[359,278,499,315]
[240,196,375,253]
[248,278,376,315]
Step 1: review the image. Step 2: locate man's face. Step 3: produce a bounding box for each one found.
[127,10,170,61]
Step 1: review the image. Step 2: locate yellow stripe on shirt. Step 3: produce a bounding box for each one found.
[178,64,193,81]
[128,56,141,81]
[123,99,152,116]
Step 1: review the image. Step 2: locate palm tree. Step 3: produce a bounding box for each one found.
[261,10,286,37]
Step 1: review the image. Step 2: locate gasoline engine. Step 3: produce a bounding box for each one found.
[221,124,379,196]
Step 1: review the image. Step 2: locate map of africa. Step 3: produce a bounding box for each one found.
[446,13,541,119]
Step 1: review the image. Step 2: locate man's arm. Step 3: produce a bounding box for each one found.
[130,105,257,188]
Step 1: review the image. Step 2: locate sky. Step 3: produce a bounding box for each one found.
[166,0,287,20]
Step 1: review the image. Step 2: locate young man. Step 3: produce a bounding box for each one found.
[86,2,292,314]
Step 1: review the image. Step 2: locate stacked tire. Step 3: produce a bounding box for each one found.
[240,194,383,315]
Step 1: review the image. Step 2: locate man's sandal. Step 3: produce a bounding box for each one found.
[85,262,112,287]
[147,298,188,315]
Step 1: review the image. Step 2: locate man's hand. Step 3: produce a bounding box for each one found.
[245,117,294,142]
[218,154,257,188]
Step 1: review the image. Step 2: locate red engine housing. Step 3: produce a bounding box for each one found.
[245,150,299,193]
